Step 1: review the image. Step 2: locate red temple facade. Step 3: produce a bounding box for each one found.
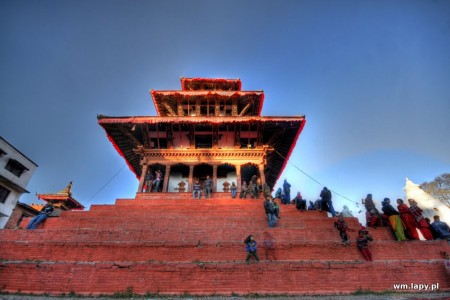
[0,78,448,297]
[98,78,305,194]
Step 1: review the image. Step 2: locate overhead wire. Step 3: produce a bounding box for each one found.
[273,149,359,207]
[88,164,126,202]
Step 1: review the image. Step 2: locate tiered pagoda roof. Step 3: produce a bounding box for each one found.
[98,78,306,189]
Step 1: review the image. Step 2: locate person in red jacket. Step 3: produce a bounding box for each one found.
[408,199,433,240]
[356,227,373,261]
[397,199,419,240]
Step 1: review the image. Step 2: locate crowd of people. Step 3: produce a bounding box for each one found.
[360,194,450,242]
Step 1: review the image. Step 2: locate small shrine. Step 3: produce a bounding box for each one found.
[34,181,84,214]
[98,78,306,194]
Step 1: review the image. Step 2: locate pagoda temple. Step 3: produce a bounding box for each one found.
[98,78,306,194]
[1,78,448,297]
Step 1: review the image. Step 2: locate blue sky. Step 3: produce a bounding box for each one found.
[1,0,449,221]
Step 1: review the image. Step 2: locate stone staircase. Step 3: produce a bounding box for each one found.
[0,193,449,296]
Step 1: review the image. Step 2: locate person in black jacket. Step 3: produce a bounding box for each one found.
[320,187,336,217]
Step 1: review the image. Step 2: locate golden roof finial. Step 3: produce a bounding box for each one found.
[58,181,73,196]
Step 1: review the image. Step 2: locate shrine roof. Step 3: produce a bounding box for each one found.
[150,90,264,117]
[180,78,242,91]
[36,182,84,210]
[37,194,85,210]
[98,115,306,188]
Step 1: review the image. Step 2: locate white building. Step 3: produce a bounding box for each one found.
[404,177,450,225]
[0,137,38,228]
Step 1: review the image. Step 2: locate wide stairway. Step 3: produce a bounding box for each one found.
[0,193,449,296]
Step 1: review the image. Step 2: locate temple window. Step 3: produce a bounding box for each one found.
[5,159,28,177]
[0,185,10,203]
[195,134,212,149]
[0,148,6,157]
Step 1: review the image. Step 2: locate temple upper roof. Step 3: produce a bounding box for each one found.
[151,78,263,117]
[180,78,241,91]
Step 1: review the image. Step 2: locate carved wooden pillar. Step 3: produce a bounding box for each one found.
[258,164,266,186]
[212,125,219,149]
[214,99,220,117]
[177,102,184,116]
[189,125,195,148]
[188,164,194,192]
[213,165,218,193]
[256,122,263,148]
[232,98,238,116]
[167,124,173,149]
[195,99,201,116]
[163,165,171,192]
[234,125,241,149]
[138,162,148,193]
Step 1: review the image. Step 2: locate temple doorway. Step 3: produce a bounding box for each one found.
[240,163,259,185]
[193,163,213,188]
[147,163,166,192]
[217,164,237,192]
[168,163,189,192]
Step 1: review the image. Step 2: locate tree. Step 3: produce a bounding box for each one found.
[420,173,450,208]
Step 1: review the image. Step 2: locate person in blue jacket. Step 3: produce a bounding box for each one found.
[244,234,260,262]
[26,203,54,230]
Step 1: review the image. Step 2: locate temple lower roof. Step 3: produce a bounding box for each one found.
[98,115,306,189]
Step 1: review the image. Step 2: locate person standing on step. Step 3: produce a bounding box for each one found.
[283,179,291,205]
[192,180,202,199]
[26,203,54,230]
[356,227,373,261]
[397,199,419,240]
[230,182,237,198]
[381,198,407,241]
[264,196,277,227]
[408,199,434,240]
[320,187,336,217]
[244,235,260,263]
[153,169,162,192]
[144,168,154,192]
[204,175,213,198]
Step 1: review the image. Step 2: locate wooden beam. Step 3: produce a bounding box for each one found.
[162,101,177,116]
[118,124,141,147]
[239,103,251,116]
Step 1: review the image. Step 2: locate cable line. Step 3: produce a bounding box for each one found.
[89,164,126,202]
[273,149,359,207]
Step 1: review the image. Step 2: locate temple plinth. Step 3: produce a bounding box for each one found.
[98,78,306,194]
